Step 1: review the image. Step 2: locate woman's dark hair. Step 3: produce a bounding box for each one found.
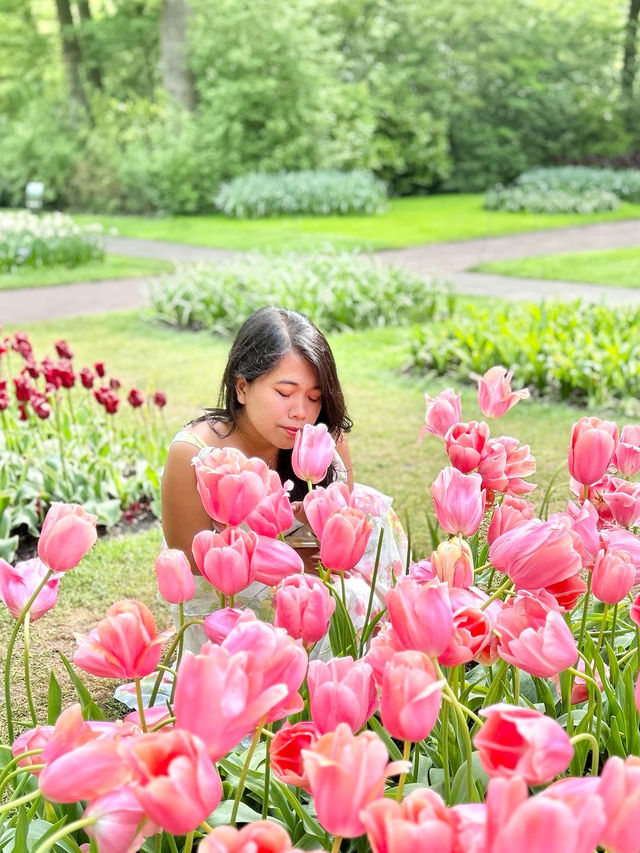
[194,306,352,500]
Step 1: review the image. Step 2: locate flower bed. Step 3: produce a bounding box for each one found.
[2,367,640,852]
[0,211,103,273]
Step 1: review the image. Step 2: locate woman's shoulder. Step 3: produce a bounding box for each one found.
[170,419,234,453]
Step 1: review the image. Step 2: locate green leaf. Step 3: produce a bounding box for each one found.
[57,651,104,718]
[47,671,62,725]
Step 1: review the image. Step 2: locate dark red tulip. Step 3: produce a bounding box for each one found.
[54,340,73,360]
[109,377,121,390]
[94,362,105,378]
[127,388,144,408]
[80,367,94,389]
[14,375,33,402]
[12,333,33,359]
[153,391,167,408]
[56,360,75,389]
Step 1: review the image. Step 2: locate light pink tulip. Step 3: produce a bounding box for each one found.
[380,650,443,742]
[303,481,351,539]
[614,424,640,476]
[431,539,474,588]
[602,481,640,528]
[477,366,530,419]
[431,467,486,536]
[127,729,222,835]
[487,496,536,545]
[292,423,335,484]
[269,721,320,789]
[84,785,158,853]
[273,574,335,646]
[37,502,97,572]
[319,507,373,573]
[73,599,174,680]
[600,527,640,583]
[408,557,435,582]
[481,435,536,495]
[565,499,601,569]
[192,527,257,596]
[308,656,378,734]
[445,421,490,473]
[154,549,196,604]
[245,470,295,537]
[421,388,462,440]
[11,724,54,775]
[477,438,509,492]
[592,547,636,604]
[361,788,455,853]
[386,576,453,657]
[198,821,303,853]
[364,622,405,688]
[192,446,270,525]
[598,755,640,853]
[568,416,619,487]
[39,738,134,803]
[203,606,257,644]
[474,703,573,785]
[0,557,59,620]
[495,590,578,678]
[630,591,640,626]
[251,534,304,585]
[302,723,409,838]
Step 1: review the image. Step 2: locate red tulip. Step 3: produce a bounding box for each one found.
[127,388,144,408]
[153,390,167,407]
[79,366,94,388]
[37,502,98,573]
[292,423,335,484]
[568,416,618,487]
[54,339,73,359]
[477,365,530,418]
[94,361,106,377]
[421,388,462,440]
[308,656,378,734]
[270,721,320,789]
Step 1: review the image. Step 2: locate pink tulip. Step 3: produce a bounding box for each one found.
[545,572,588,612]
[489,517,582,590]
[386,577,453,657]
[602,481,640,528]
[445,421,490,473]
[84,786,158,853]
[438,593,492,667]
[292,423,336,484]
[273,574,335,646]
[192,527,257,596]
[37,502,97,572]
[550,657,605,705]
[39,738,134,803]
[636,671,640,717]
[614,424,640,477]
[251,535,304,585]
[431,467,486,536]
[474,703,573,785]
[307,656,378,734]
[487,496,536,546]
[154,549,196,604]
[600,527,640,583]
[477,438,509,492]
[127,729,222,835]
[565,500,601,569]
[73,599,174,680]
[592,547,635,604]
[245,471,295,537]
[480,436,536,495]
[203,606,257,644]
[421,388,462,440]
[319,507,373,573]
[303,481,351,539]
[302,723,409,838]
[192,446,270,525]
[198,821,303,853]
[598,755,640,853]
[495,590,578,678]
[41,703,111,764]
[430,539,474,588]
[0,557,59,620]
[568,416,619,487]
[11,724,54,775]
[631,591,640,627]
[379,650,443,742]
[361,788,455,853]
[364,622,405,688]
[477,366,530,419]
[269,721,320,789]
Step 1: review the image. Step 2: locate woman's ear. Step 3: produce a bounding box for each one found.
[235,376,247,404]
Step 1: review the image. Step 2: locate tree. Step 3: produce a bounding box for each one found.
[53,0,89,114]
[160,0,195,108]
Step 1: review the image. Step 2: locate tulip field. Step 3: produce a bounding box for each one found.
[3,361,640,853]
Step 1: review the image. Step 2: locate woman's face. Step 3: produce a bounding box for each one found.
[235,350,323,449]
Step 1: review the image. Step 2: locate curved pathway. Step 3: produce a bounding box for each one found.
[2,219,639,325]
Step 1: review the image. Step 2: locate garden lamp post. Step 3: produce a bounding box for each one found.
[25,181,45,212]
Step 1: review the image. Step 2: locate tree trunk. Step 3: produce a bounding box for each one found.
[74,0,103,91]
[159,0,195,109]
[54,0,89,114]
[622,0,640,100]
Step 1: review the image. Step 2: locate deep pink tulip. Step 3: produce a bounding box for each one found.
[380,650,443,742]
[319,507,373,572]
[39,738,134,803]
[495,590,578,678]
[386,577,453,657]
[474,703,573,785]
[568,416,619,487]
[602,481,640,528]
[203,606,257,644]
[303,481,351,539]
[0,557,59,620]
[408,557,435,583]
[198,821,303,853]
[192,527,257,596]
[11,725,54,775]
[302,723,409,838]
[37,502,97,572]
[445,421,490,473]
[487,496,536,545]
[545,572,588,612]
[550,657,605,705]
[154,549,196,604]
[84,785,158,853]
[592,547,635,604]
[430,539,474,588]
[192,446,270,525]
[361,788,455,853]
[489,517,582,590]
[245,470,295,537]
[273,574,335,646]
[251,534,304,585]
[438,593,492,667]
[598,755,640,853]
[477,438,510,492]
[421,388,462,440]
[431,467,486,536]
[292,423,335,484]
[477,365,530,419]
[73,600,174,680]
[269,721,320,789]
[127,729,222,835]
[614,425,640,477]
[307,656,378,734]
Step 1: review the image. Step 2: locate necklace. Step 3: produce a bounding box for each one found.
[235,425,278,468]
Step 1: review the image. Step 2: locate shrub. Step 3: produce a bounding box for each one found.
[0,211,103,273]
[513,165,640,202]
[214,170,388,218]
[407,299,640,406]
[484,185,621,214]
[150,250,455,334]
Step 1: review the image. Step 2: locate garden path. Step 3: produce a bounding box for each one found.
[2,219,639,325]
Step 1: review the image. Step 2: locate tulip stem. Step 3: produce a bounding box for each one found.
[32,816,98,853]
[0,789,41,815]
[570,660,603,743]
[170,603,185,705]
[577,572,593,652]
[396,740,411,802]
[135,677,148,733]
[610,603,618,647]
[440,699,450,802]
[3,568,53,742]
[480,576,513,610]
[330,836,342,853]
[436,662,478,803]
[182,831,195,853]
[0,763,45,799]
[594,605,610,660]
[22,612,38,726]
[262,726,272,819]
[0,749,43,794]
[569,732,600,776]
[230,717,265,826]
[149,618,203,706]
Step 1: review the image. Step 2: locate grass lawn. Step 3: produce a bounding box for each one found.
[474,245,640,288]
[72,194,640,252]
[0,254,174,291]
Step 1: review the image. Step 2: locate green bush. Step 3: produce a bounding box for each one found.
[214,170,388,218]
[484,185,621,214]
[0,211,103,273]
[407,299,640,406]
[515,166,640,202]
[150,250,455,334]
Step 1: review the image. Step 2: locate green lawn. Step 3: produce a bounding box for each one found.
[72,194,640,252]
[474,245,640,288]
[0,254,174,291]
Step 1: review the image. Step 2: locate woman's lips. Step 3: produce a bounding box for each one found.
[283,427,299,438]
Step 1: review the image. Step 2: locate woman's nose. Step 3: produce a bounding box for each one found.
[289,396,310,419]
